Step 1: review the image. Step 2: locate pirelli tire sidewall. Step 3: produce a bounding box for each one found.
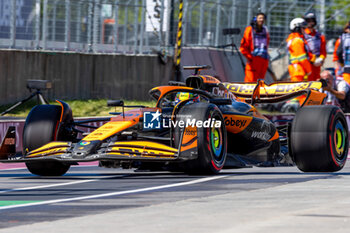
[291,105,348,172]
[176,102,227,174]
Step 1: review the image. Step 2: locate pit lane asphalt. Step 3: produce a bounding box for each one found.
[1,163,350,232]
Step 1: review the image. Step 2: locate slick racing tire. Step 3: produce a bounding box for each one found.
[23,105,71,176]
[290,105,348,172]
[175,102,227,175]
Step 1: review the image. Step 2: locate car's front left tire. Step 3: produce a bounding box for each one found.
[23,104,72,176]
[175,102,227,174]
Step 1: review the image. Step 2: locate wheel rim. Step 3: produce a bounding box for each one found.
[334,120,346,158]
[210,122,223,158]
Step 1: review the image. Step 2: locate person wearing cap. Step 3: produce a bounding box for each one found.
[335,21,350,85]
[320,70,350,113]
[286,18,316,82]
[303,12,327,81]
[240,13,270,82]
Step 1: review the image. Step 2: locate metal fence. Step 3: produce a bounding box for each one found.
[0,0,348,54]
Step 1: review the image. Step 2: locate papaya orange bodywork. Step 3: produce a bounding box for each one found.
[301,89,327,106]
[180,126,198,152]
[84,108,145,141]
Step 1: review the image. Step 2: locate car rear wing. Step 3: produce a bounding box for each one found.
[223,80,327,105]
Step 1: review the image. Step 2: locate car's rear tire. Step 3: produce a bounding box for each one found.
[175,102,227,175]
[23,105,71,176]
[290,105,348,172]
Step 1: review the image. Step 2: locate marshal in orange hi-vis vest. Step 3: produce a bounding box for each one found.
[286,32,316,82]
[240,25,269,82]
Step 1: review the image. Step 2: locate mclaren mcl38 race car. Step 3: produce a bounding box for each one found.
[0,65,348,176]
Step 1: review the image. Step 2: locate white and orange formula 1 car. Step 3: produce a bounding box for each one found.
[0,65,348,176]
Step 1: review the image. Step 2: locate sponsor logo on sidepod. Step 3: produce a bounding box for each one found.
[224,117,247,128]
[251,131,270,141]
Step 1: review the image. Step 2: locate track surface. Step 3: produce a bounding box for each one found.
[1,163,350,232]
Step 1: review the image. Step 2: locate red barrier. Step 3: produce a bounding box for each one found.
[0,120,24,152]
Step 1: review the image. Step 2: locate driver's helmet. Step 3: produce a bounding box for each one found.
[174,92,199,105]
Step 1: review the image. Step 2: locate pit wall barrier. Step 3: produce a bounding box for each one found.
[0,50,173,105]
[0,48,337,106]
[2,114,350,153]
[181,47,263,82]
[0,48,244,105]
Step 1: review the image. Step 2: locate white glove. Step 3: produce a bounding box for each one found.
[314,57,324,67]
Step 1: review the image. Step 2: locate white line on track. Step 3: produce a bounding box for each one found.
[0,175,228,210]
[0,174,123,194]
[0,167,27,171]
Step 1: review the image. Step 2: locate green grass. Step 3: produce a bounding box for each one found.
[0,99,156,117]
